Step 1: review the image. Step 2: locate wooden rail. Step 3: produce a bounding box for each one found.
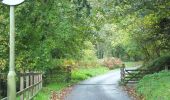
[1,72,43,100]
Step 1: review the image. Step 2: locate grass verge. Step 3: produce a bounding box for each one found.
[34,66,110,100]
[34,83,70,100]
[71,66,109,83]
[136,71,170,100]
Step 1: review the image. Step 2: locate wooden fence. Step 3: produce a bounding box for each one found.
[120,65,169,85]
[0,72,43,100]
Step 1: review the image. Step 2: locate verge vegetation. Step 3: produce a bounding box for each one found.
[136,71,170,100]
[134,55,170,100]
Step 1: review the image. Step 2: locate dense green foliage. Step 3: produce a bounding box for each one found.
[0,0,169,72]
[0,0,95,72]
[136,71,170,100]
[91,0,170,61]
[1,0,170,99]
[143,55,170,71]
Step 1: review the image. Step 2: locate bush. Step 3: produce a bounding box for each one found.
[101,57,122,69]
[144,55,170,72]
[136,71,170,100]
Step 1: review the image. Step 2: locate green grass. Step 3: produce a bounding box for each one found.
[34,82,70,100]
[124,61,143,67]
[71,66,109,83]
[34,66,110,100]
[136,71,170,100]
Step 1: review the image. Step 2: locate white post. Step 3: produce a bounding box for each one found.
[7,5,16,100]
[20,73,24,100]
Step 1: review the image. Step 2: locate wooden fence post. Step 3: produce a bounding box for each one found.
[35,71,38,94]
[30,72,33,97]
[26,71,29,99]
[37,72,39,93]
[39,72,42,91]
[66,66,71,82]
[40,73,42,89]
[38,72,40,92]
[33,72,36,96]
[120,64,125,83]
[165,65,168,71]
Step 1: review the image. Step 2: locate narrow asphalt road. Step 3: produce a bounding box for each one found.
[65,69,132,100]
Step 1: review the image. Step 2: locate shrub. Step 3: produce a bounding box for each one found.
[144,55,170,72]
[102,57,122,69]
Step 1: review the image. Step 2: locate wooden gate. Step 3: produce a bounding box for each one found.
[120,64,170,85]
[120,66,153,85]
[121,69,151,85]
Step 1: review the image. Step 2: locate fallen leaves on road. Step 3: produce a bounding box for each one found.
[50,85,73,100]
[123,85,144,100]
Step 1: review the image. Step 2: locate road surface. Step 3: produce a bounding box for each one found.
[65,69,132,100]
